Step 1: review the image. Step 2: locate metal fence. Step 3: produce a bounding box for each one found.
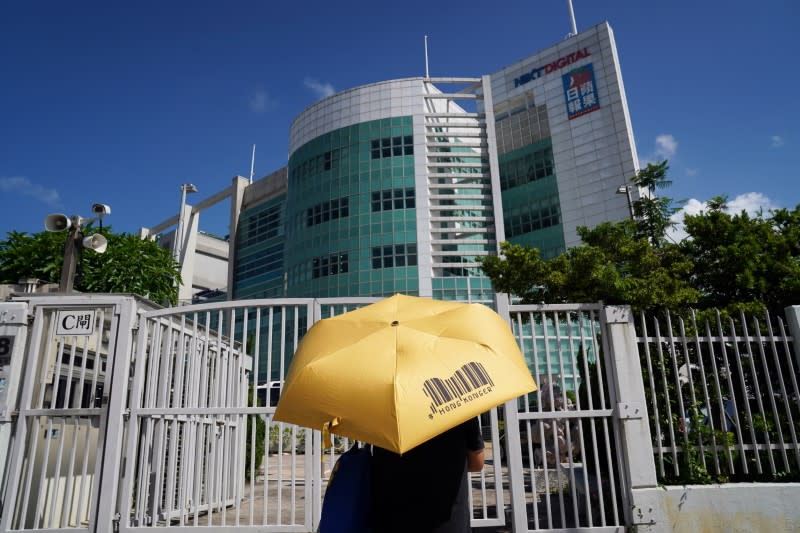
[637,308,800,484]
[504,303,628,532]
[2,296,648,533]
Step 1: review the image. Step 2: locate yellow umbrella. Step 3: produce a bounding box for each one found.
[273,294,537,454]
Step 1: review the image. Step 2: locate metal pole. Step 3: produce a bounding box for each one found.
[566,0,578,36]
[625,187,634,219]
[174,186,187,263]
[250,144,256,185]
[424,35,430,79]
[59,223,80,292]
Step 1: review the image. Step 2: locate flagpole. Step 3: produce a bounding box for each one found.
[249,144,256,184]
[566,0,578,36]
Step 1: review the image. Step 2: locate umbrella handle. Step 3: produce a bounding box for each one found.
[322,417,340,450]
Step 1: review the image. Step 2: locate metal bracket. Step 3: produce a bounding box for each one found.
[616,402,644,420]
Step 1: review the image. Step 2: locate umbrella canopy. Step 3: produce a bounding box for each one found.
[273,294,537,454]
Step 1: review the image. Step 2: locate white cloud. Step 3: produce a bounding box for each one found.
[685,168,698,177]
[0,176,61,207]
[771,135,784,148]
[666,193,778,243]
[304,77,335,99]
[727,192,776,216]
[249,88,277,113]
[639,133,678,167]
[655,134,678,159]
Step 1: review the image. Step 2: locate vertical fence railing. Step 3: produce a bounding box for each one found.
[637,308,800,484]
[0,303,116,531]
[117,299,316,532]
[507,303,626,531]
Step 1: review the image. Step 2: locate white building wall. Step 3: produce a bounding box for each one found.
[289,78,425,155]
[489,22,638,248]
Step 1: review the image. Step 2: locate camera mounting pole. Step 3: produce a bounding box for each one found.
[44,206,110,293]
[59,219,82,292]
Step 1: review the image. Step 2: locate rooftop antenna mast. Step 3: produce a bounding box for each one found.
[424,35,430,79]
[249,144,256,184]
[566,0,578,37]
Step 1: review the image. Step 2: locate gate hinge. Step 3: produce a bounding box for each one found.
[123,408,131,417]
[616,402,644,420]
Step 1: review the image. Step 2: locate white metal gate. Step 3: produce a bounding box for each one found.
[1,295,139,531]
[1,296,633,533]
[503,303,629,532]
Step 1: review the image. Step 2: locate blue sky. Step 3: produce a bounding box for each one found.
[1,0,797,238]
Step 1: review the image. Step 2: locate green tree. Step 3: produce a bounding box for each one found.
[480,223,697,312]
[0,227,181,305]
[631,160,681,247]
[480,160,697,312]
[681,199,800,314]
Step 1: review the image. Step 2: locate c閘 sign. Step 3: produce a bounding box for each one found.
[55,310,96,336]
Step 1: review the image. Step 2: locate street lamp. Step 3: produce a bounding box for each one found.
[44,203,111,292]
[616,184,634,219]
[174,183,198,263]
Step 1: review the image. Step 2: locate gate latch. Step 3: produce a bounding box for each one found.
[616,402,644,420]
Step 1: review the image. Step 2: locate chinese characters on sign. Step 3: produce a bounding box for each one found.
[55,310,96,336]
[563,64,600,120]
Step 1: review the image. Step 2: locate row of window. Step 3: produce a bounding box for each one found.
[372,244,418,269]
[306,197,350,227]
[505,205,562,237]
[371,136,414,159]
[308,243,421,279]
[235,244,283,282]
[290,135,415,183]
[499,147,555,190]
[312,253,349,279]
[371,188,415,212]
[240,205,282,248]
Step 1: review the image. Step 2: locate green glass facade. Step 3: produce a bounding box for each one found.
[285,116,419,297]
[499,139,566,258]
[234,195,286,299]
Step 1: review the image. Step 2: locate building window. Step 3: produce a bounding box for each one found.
[240,205,282,248]
[499,147,554,190]
[371,244,417,269]
[505,205,562,238]
[371,188,415,212]
[371,135,413,159]
[306,197,350,227]
[312,253,349,279]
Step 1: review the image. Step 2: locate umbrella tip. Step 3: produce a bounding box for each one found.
[391,320,399,326]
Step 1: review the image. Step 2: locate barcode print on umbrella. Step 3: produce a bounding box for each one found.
[423,361,495,410]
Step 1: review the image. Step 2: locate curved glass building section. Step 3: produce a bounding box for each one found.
[285,80,423,298]
[284,78,503,302]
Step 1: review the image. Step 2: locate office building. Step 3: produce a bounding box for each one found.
[233,21,639,304]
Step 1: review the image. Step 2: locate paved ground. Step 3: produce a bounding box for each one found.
[158,442,588,531]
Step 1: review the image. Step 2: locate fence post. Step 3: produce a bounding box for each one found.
[0,302,29,508]
[495,293,527,533]
[785,306,800,371]
[603,305,666,531]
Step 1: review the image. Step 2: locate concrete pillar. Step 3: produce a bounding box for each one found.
[603,305,667,531]
[177,204,199,304]
[226,176,249,301]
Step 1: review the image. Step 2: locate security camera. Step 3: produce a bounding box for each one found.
[91,203,111,219]
[45,213,72,232]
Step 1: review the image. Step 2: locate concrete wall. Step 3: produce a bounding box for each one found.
[649,484,800,533]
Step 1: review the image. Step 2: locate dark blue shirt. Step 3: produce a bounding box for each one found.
[371,418,484,533]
